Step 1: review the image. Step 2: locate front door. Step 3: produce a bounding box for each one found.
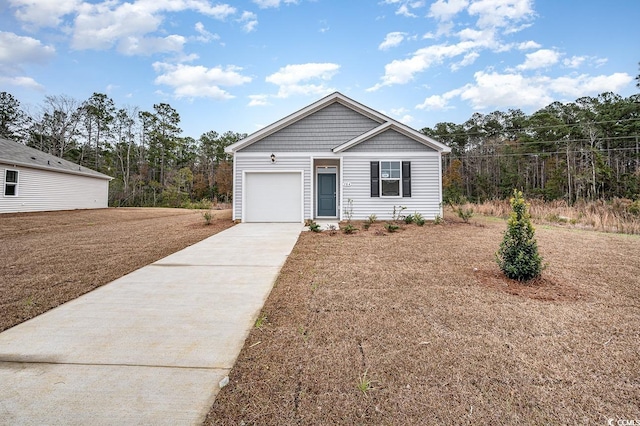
[317,172,336,217]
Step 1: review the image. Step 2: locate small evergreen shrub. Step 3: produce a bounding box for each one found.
[456,206,474,223]
[202,210,213,225]
[342,223,358,234]
[384,222,399,233]
[308,221,322,232]
[496,190,544,281]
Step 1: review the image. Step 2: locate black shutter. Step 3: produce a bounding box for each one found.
[370,161,379,197]
[402,161,411,197]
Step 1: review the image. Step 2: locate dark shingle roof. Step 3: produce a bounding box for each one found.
[0,138,111,180]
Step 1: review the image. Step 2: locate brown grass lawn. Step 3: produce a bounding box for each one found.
[207,215,640,425]
[0,207,233,333]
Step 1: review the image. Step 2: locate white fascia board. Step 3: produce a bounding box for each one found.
[0,159,113,180]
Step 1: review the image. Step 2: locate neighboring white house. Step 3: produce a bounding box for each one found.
[0,137,112,214]
[225,92,451,223]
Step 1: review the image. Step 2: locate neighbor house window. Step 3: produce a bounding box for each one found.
[4,170,18,196]
[370,161,411,198]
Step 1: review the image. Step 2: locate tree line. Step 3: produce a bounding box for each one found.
[2,84,639,209]
[0,91,243,207]
[421,91,640,204]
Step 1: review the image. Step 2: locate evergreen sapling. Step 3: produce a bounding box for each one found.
[496,190,544,281]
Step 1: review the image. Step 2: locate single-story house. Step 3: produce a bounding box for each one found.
[225,92,451,223]
[0,137,112,214]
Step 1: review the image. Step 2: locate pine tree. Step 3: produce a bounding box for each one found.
[496,189,544,281]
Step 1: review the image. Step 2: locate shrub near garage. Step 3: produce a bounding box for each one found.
[496,189,544,281]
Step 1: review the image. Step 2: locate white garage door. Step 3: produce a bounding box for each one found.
[244,172,303,222]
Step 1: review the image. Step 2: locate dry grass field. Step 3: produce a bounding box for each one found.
[206,215,640,425]
[0,207,233,332]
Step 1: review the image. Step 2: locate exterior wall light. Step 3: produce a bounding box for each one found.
[270,153,276,163]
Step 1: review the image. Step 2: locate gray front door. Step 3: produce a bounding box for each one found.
[317,173,336,217]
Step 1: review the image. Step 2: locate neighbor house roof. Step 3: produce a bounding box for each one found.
[0,138,112,180]
[225,92,451,154]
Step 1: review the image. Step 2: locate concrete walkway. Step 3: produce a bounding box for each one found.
[0,223,303,425]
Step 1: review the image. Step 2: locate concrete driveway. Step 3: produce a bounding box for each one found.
[0,223,303,425]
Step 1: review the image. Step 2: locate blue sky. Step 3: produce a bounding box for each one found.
[1,0,638,139]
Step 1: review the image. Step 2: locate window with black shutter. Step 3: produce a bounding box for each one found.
[371,161,411,197]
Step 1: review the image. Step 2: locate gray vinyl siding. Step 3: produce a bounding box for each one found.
[345,129,436,152]
[241,102,381,153]
[233,154,312,220]
[0,164,109,214]
[341,155,442,220]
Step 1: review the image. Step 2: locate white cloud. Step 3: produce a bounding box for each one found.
[459,71,552,109]
[517,40,541,50]
[0,75,45,91]
[594,58,608,67]
[416,94,450,110]
[0,31,55,66]
[71,2,167,51]
[153,62,252,99]
[379,32,407,51]
[119,35,186,56]
[8,0,81,27]
[253,0,298,8]
[370,0,538,91]
[516,48,560,70]
[11,0,236,56]
[383,0,425,17]
[194,22,220,43]
[238,11,258,32]
[468,0,535,30]
[0,31,54,92]
[563,55,586,69]
[368,40,480,91]
[451,51,479,71]
[416,87,464,110]
[266,63,340,98]
[548,72,632,98]
[248,94,270,106]
[417,71,634,112]
[429,0,469,21]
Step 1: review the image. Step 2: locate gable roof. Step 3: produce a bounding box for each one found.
[0,138,112,180]
[226,92,451,154]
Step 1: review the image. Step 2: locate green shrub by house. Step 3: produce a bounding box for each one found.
[496,190,543,281]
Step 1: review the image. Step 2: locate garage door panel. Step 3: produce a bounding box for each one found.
[244,172,302,222]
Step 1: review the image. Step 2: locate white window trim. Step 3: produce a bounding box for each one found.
[4,169,19,197]
[380,160,402,198]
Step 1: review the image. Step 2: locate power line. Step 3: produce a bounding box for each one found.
[450,134,640,150]
[424,117,640,139]
[452,146,640,159]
